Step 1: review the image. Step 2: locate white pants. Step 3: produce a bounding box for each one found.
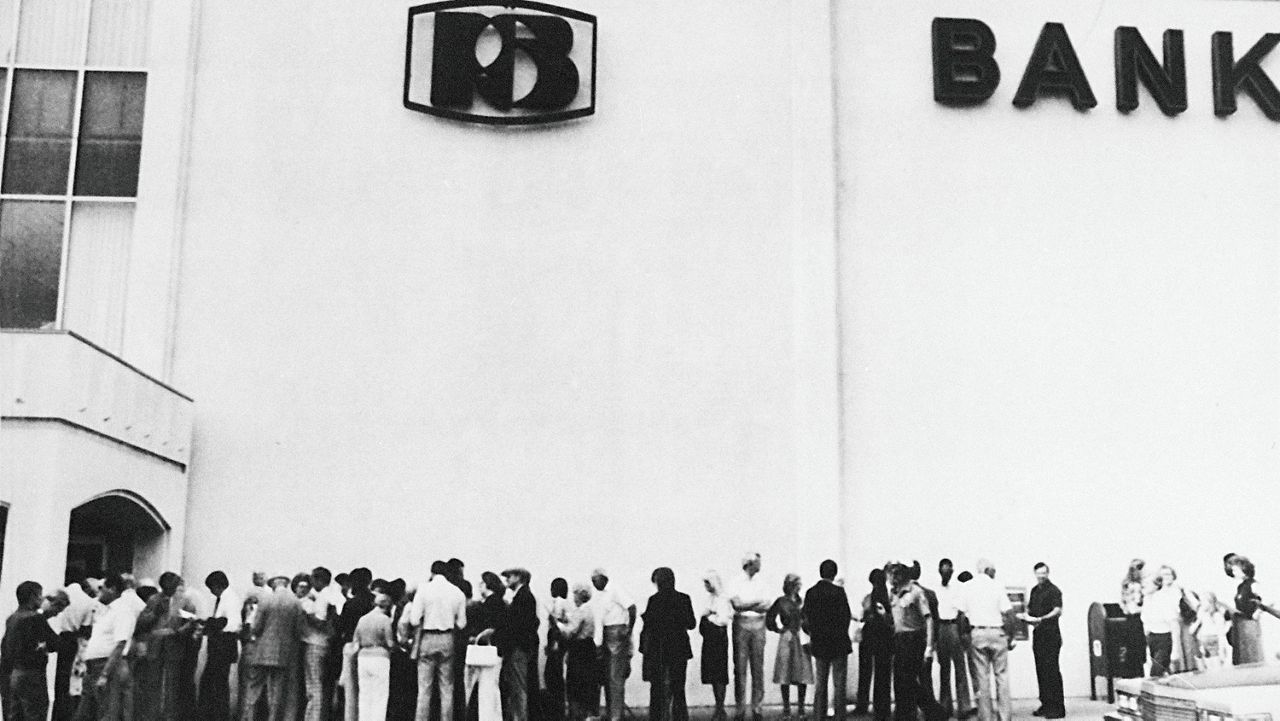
[358,653,390,721]
[466,659,503,721]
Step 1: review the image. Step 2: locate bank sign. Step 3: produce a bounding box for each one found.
[404,0,597,125]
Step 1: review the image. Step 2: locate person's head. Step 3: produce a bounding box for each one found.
[1151,574,1165,590]
[138,586,159,603]
[939,558,954,584]
[1230,555,1256,581]
[373,592,392,614]
[572,583,593,606]
[312,567,332,590]
[120,573,137,590]
[1159,566,1177,587]
[783,573,802,597]
[336,573,352,592]
[291,572,312,598]
[431,560,450,578]
[268,575,290,591]
[742,552,762,577]
[590,568,609,591]
[205,571,229,595]
[888,563,910,588]
[1034,562,1050,585]
[252,571,267,588]
[551,578,569,599]
[651,567,676,592]
[1223,554,1239,578]
[976,559,996,579]
[502,568,530,590]
[957,570,973,583]
[15,581,43,610]
[868,568,886,587]
[820,560,838,582]
[45,589,69,615]
[100,574,126,605]
[1199,591,1219,611]
[447,558,466,581]
[908,561,922,581]
[388,579,406,603]
[704,570,723,596]
[481,572,503,598]
[1127,558,1146,583]
[159,571,182,597]
[349,568,373,592]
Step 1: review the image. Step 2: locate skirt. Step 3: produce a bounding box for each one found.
[700,620,729,685]
[1234,618,1264,664]
[773,630,814,685]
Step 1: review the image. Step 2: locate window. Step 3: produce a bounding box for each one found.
[0,0,148,349]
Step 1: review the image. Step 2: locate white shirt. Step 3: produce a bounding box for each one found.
[727,573,771,619]
[403,576,467,632]
[84,598,138,661]
[56,584,97,634]
[207,588,244,635]
[591,584,635,646]
[704,594,734,627]
[1142,586,1182,634]
[119,589,147,619]
[936,582,963,621]
[957,573,1011,628]
[317,584,346,616]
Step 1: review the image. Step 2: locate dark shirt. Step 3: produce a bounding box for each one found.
[468,594,507,640]
[1236,579,1259,618]
[495,586,539,656]
[639,589,695,664]
[338,591,375,643]
[2,609,58,671]
[802,580,853,659]
[1028,581,1062,634]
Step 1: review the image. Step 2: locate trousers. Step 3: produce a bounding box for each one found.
[600,626,630,721]
[1032,629,1063,713]
[8,668,49,721]
[416,633,456,721]
[892,631,943,721]
[358,654,390,721]
[813,655,848,721]
[74,658,132,721]
[936,623,972,715]
[500,648,531,721]
[647,659,688,721]
[732,618,765,717]
[466,656,503,721]
[968,629,1010,721]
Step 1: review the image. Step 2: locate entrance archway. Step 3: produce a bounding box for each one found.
[65,490,169,579]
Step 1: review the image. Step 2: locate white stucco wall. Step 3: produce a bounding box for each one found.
[836,0,1280,699]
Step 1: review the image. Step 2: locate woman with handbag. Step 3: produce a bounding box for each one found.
[555,584,598,721]
[767,573,814,721]
[352,592,396,719]
[1156,567,1200,673]
[699,571,733,721]
[853,569,892,721]
[467,572,508,721]
[640,567,697,721]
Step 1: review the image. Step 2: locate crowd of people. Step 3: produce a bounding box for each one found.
[0,551,1272,721]
[1119,553,1280,676]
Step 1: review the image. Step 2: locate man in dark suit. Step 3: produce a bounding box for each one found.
[803,560,852,721]
[639,567,696,721]
[241,575,306,721]
[497,568,540,721]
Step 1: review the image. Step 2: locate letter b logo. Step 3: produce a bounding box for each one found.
[405,2,597,125]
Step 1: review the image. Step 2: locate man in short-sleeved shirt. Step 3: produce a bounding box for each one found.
[1022,564,1063,719]
[889,564,944,721]
[75,574,136,721]
[956,561,1013,721]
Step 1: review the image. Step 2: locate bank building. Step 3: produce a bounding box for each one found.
[2,0,1279,704]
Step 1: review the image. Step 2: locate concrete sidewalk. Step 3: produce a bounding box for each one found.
[663,698,1112,721]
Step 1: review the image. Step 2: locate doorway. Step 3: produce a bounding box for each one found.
[65,490,168,579]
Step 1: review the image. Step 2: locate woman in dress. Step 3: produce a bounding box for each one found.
[353,591,396,719]
[1121,559,1146,615]
[1227,555,1280,664]
[1156,566,1199,673]
[767,573,814,721]
[699,571,733,721]
[468,572,509,721]
[854,568,892,721]
[555,584,598,721]
[640,567,696,721]
[1141,571,1181,676]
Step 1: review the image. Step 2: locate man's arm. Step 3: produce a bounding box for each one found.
[626,604,637,633]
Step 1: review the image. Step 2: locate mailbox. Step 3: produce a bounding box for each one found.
[1088,602,1146,702]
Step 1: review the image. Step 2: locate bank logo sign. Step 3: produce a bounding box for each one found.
[404,0,597,125]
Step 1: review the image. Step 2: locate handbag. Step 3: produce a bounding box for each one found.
[1179,593,1197,625]
[466,643,500,667]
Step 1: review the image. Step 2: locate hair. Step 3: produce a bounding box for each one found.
[868,568,890,608]
[335,573,351,585]
[703,570,724,595]
[349,568,373,589]
[205,571,229,590]
[551,578,569,599]
[312,567,332,585]
[481,572,504,595]
[652,567,676,591]
[908,561,922,581]
[371,578,389,594]
[159,572,182,595]
[957,571,973,583]
[15,581,42,606]
[939,558,953,568]
[1230,555,1257,580]
[291,572,312,593]
[503,568,531,585]
[975,559,996,577]
[868,568,886,586]
[1223,553,1237,565]
[448,558,465,570]
[1159,565,1177,581]
[1034,562,1050,573]
[1199,590,1219,608]
[572,583,593,605]
[820,560,838,580]
[102,574,126,594]
[431,560,450,576]
[742,552,761,570]
[388,578,407,601]
[1125,559,1145,584]
[782,572,802,597]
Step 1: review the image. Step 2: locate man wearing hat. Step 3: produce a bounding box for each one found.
[590,568,636,721]
[240,574,306,721]
[496,568,539,721]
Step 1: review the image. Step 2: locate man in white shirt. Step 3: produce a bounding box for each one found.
[198,571,242,721]
[935,559,973,719]
[955,560,1013,721]
[400,560,468,721]
[53,570,97,721]
[590,568,636,721]
[75,574,136,721]
[727,552,770,721]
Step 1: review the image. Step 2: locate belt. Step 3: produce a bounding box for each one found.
[972,625,1003,630]
[420,629,453,634]
[938,619,958,624]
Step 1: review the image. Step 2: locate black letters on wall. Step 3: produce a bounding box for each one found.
[932,18,1001,105]
[1114,27,1187,116]
[1013,22,1097,111]
[1211,32,1280,120]
[431,12,579,111]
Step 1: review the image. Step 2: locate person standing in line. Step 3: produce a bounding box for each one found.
[908,563,940,707]
[53,570,96,721]
[888,563,944,721]
[555,584,597,721]
[309,566,342,721]
[448,559,474,721]
[728,553,771,721]
[297,571,335,721]
[954,572,977,713]
[934,559,973,720]
[199,571,242,721]
[1,582,69,721]
[468,573,509,721]
[1019,563,1063,719]
[954,560,1012,721]
[1120,560,1145,616]
[802,560,852,721]
[386,579,416,721]
[74,574,136,721]
[699,571,733,721]
[589,568,636,721]
[853,568,892,721]
[239,572,268,721]
[545,578,571,721]
[1226,555,1280,664]
[639,567,696,721]
[496,568,539,721]
[337,568,376,721]
[241,575,307,721]
[767,573,814,721]
[400,560,469,721]
[354,592,396,720]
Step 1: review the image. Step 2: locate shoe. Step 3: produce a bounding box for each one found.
[1043,710,1066,719]
[1032,709,1046,717]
